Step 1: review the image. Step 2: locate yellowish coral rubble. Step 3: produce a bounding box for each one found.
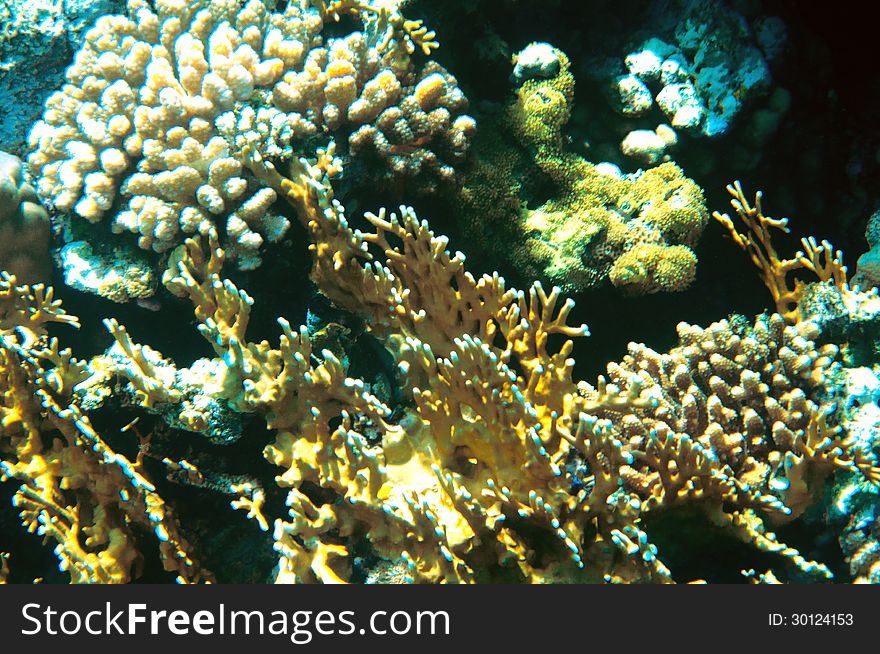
[3,9,877,585]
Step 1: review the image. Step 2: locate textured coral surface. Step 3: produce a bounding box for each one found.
[1,0,879,586]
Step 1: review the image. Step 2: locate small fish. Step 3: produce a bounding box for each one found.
[136,297,161,311]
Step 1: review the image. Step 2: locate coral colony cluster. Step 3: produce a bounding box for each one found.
[0,0,879,585]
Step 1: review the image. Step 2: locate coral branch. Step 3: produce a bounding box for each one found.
[713,181,850,323]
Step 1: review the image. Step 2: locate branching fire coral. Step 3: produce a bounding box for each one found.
[102,142,869,583]
[2,0,878,589]
[0,273,212,583]
[4,142,878,582]
[713,181,851,323]
[6,122,879,582]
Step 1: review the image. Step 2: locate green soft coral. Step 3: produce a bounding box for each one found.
[453,44,707,295]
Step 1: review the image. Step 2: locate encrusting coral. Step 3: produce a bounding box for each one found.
[26,0,474,270]
[3,146,878,581]
[454,43,708,296]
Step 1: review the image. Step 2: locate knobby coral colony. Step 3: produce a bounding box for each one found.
[1,0,879,585]
[26,0,474,272]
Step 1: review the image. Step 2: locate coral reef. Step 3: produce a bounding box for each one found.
[2,142,878,582]
[26,0,474,273]
[1,0,878,587]
[0,152,50,284]
[6,139,865,583]
[454,44,708,295]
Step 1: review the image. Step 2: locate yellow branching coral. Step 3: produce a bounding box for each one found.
[781,408,880,516]
[0,272,79,339]
[713,181,851,323]
[69,313,236,443]
[0,274,212,583]
[161,147,682,583]
[6,145,873,582]
[312,0,439,57]
[101,317,183,408]
[4,151,873,581]
[119,142,872,583]
[2,1,872,588]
